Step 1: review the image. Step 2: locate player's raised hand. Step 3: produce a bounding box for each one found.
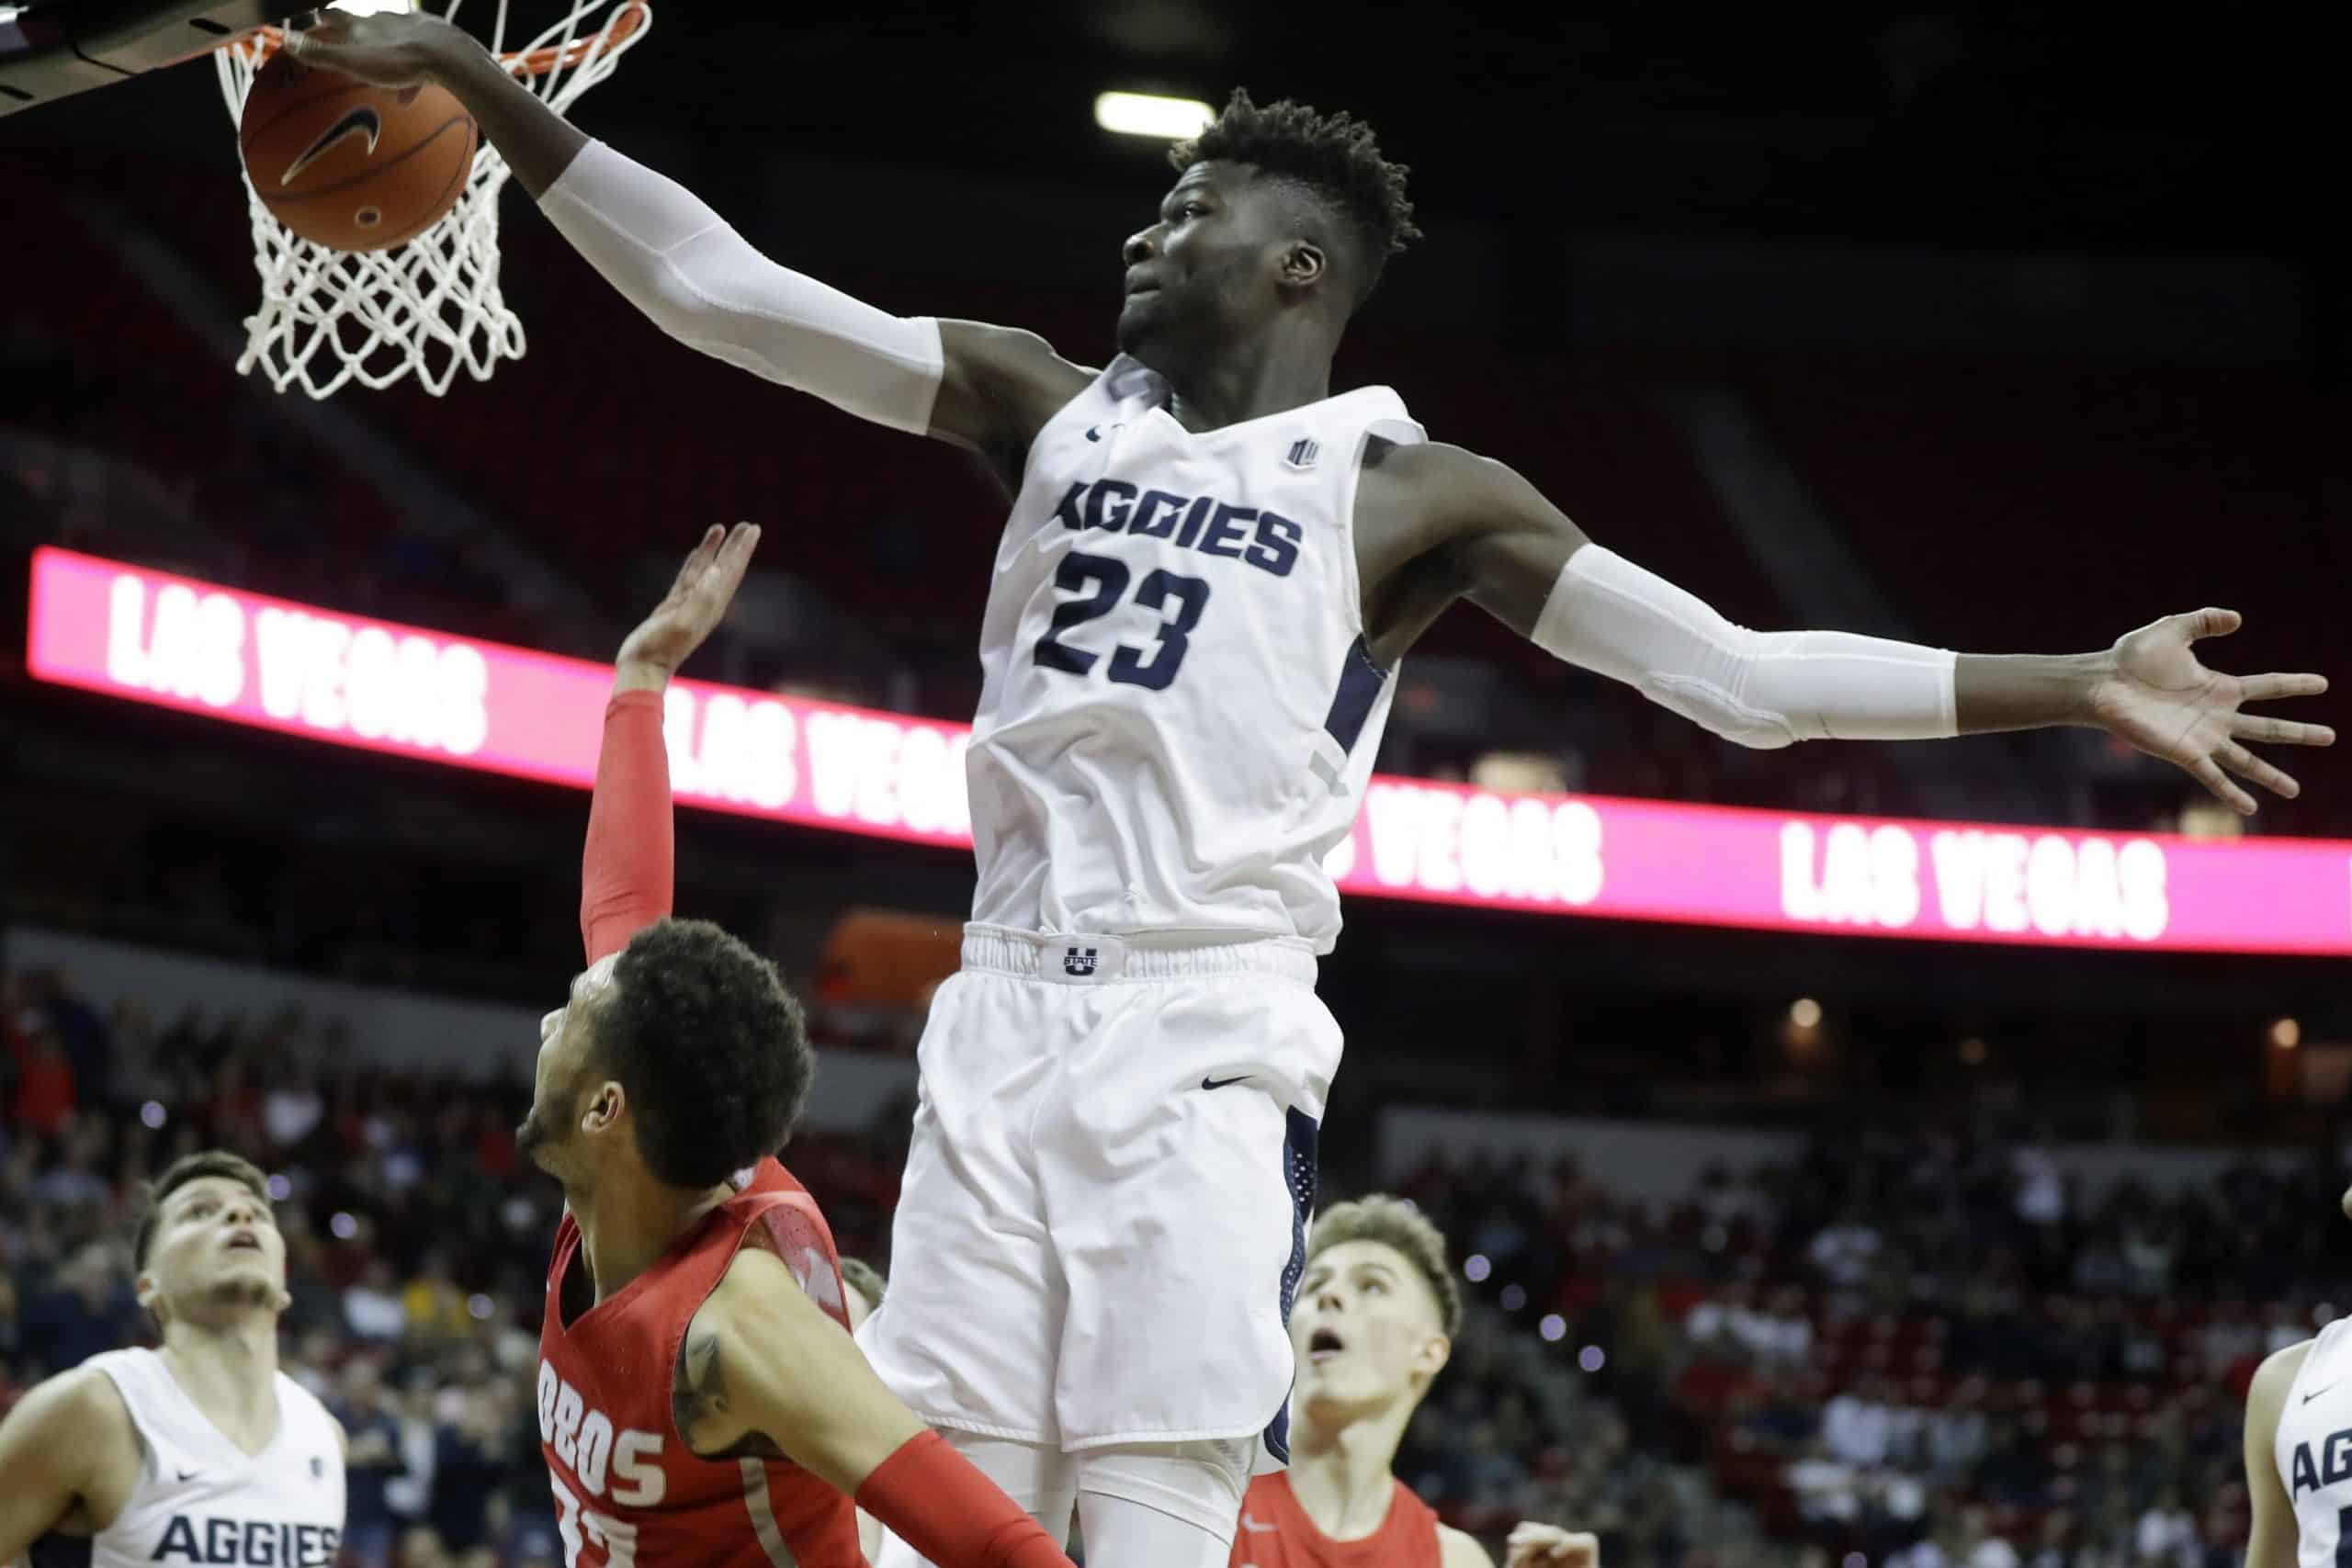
[1505,1521,1600,1568]
[280,7,473,87]
[615,524,763,693]
[2087,608,2333,816]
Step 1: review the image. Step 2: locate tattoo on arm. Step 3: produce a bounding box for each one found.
[673,1325,786,1461]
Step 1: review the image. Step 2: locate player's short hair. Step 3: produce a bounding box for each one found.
[1169,87,1421,310]
[133,1150,272,1270]
[840,1256,887,1312]
[1307,1195,1462,1338]
[597,918,814,1188]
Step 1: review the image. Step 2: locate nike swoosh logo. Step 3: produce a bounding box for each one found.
[176,1468,201,1482]
[1242,1514,1276,1533]
[2306,1383,2341,1404]
[280,106,383,186]
[1201,1074,1252,1090]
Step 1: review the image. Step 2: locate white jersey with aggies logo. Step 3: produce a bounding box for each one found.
[966,353,1426,952]
[2278,1317,2352,1567]
[72,1348,345,1568]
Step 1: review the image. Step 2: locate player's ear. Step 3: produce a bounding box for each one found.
[1279,240,1326,293]
[582,1080,626,1134]
[1414,1330,1451,1382]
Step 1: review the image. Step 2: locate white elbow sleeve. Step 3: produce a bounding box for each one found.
[1532,546,1957,748]
[537,141,944,434]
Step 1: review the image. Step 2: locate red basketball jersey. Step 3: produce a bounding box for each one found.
[1229,1471,1443,1568]
[535,1157,863,1568]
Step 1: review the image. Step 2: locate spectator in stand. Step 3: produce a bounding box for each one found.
[2135,1486,2199,1568]
[1808,1206,1882,1291]
[32,1121,109,1209]
[1955,1505,2020,1568]
[22,969,113,1109]
[265,1063,327,1151]
[107,996,170,1109]
[2023,1509,2075,1568]
[429,1381,512,1568]
[1822,1375,1895,1468]
[11,1012,78,1137]
[403,1249,473,1346]
[339,1353,412,1568]
[17,1238,140,1378]
[1784,1438,1860,1527]
[345,1255,410,1342]
[1923,1381,1990,1481]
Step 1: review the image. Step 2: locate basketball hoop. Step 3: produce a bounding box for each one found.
[213,0,651,398]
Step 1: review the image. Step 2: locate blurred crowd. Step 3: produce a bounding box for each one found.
[1399,1122,2352,1567]
[13,962,2346,1567]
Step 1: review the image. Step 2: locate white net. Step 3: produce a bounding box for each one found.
[212,0,650,399]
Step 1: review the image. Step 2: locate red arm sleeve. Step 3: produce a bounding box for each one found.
[581,688,673,964]
[854,1431,1076,1568]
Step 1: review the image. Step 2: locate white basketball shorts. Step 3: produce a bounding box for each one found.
[855,924,1338,1461]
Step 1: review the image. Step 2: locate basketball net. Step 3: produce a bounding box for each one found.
[213,0,650,398]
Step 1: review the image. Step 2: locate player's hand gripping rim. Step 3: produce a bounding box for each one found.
[279,6,468,87]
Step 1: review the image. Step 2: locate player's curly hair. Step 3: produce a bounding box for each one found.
[132,1150,273,1270]
[599,918,813,1188]
[1308,1194,1463,1338]
[1170,87,1421,309]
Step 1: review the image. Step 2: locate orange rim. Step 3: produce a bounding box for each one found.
[227,1,648,75]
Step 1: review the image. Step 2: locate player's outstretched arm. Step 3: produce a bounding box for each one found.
[1400,442,2333,816]
[2245,1339,2311,1568]
[675,1249,1076,1568]
[281,17,1091,462]
[0,1368,137,1562]
[579,523,759,962]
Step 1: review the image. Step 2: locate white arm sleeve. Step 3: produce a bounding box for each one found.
[537,141,944,434]
[1533,545,1957,749]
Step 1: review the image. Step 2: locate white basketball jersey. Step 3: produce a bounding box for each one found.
[966,354,1426,953]
[2278,1319,2352,1567]
[74,1348,345,1568]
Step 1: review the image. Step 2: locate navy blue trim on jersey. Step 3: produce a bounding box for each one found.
[1321,637,1387,756]
[1265,1105,1322,1465]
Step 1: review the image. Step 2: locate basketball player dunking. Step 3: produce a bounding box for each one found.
[2244,1182,2352,1568]
[0,1151,348,1568]
[523,523,1072,1568]
[290,17,2333,1564]
[1235,1197,1597,1568]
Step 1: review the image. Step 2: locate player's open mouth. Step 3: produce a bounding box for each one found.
[226,1232,263,1252]
[1308,1328,1344,1362]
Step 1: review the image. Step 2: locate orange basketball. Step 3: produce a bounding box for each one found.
[238,51,480,254]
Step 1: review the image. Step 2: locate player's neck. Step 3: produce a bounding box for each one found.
[1283,1401,1412,1542]
[1150,331,1333,434]
[160,1314,281,1450]
[569,1174,735,1303]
